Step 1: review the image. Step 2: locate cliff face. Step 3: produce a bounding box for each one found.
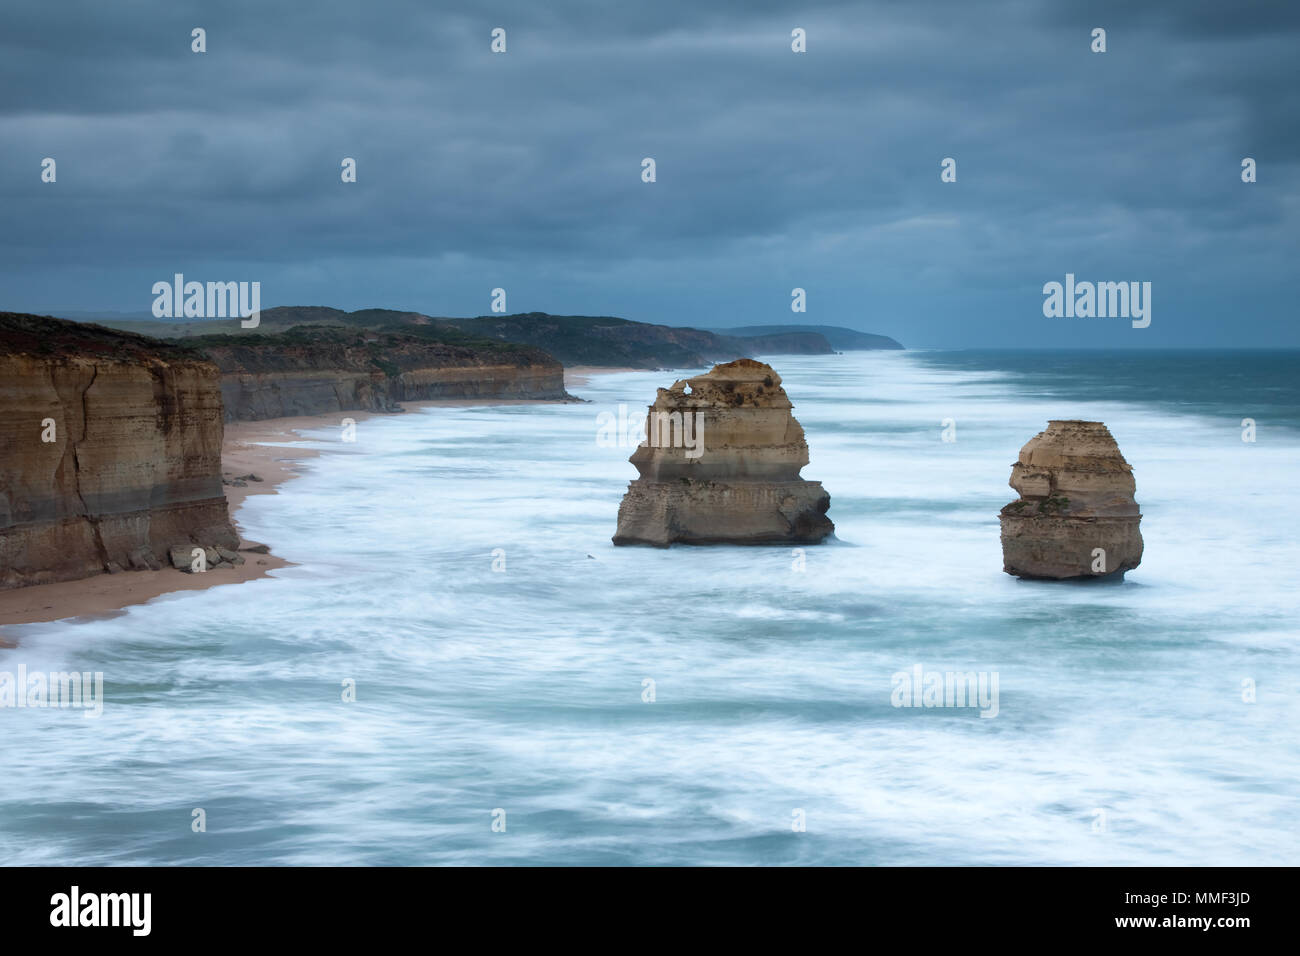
[190,328,571,421]
[0,313,238,589]
[999,420,1144,580]
[613,359,834,546]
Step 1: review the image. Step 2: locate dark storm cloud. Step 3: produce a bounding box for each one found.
[1,0,1296,345]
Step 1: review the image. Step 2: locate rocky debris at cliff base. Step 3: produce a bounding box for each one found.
[999,419,1144,580]
[167,542,250,572]
[127,547,163,571]
[222,472,263,486]
[613,358,834,546]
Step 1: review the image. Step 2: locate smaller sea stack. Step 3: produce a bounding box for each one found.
[613,359,833,547]
[999,420,1143,580]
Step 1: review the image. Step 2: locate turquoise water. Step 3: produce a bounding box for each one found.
[2,350,1297,865]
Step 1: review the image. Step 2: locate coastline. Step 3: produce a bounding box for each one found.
[0,369,632,637]
[564,365,640,388]
[0,418,307,635]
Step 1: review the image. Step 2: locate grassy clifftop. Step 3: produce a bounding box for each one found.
[183,325,557,376]
[80,306,902,368]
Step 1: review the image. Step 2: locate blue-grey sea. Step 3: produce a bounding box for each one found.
[2,349,1297,865]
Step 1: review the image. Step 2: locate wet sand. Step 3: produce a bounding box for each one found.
[564,365,640,388]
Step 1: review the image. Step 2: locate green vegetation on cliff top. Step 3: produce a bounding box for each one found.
[82,307,903,369]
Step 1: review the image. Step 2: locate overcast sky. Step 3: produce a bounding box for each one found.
[1,0,1296,347]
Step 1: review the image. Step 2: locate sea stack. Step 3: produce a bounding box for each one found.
[999,420,1143,580]
[612,358,834,546]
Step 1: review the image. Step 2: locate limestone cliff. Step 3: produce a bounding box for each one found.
[999,420,1143,580]
[613,359,834,546]
[189,327,571,421]
[0,312,238,589]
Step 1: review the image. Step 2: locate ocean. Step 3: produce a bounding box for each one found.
[2,349,1297,865]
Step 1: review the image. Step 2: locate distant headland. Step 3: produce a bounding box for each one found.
[56,307,905,369]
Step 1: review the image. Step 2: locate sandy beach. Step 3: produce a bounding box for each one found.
[0,372,630,636]
[564,365,640,388]
[0,418,309,634]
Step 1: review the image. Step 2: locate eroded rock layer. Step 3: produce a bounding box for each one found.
[613,359,833,546]
[999,420,1143,580]
[193,328,571,421]
[0,313,239,589]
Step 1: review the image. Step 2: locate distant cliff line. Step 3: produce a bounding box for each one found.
[84,307,905,369]
[185,326,573,422]
[707,324,904,352]
[0,312,577,590]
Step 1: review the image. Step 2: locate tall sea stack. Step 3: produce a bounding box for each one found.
[999,420,1143,580]
[612,359,834,546]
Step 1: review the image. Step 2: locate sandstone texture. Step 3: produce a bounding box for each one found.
[613,359,834,546]
[0,312,240,589]
[999,420,1143,580]
[191,327,571,421]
